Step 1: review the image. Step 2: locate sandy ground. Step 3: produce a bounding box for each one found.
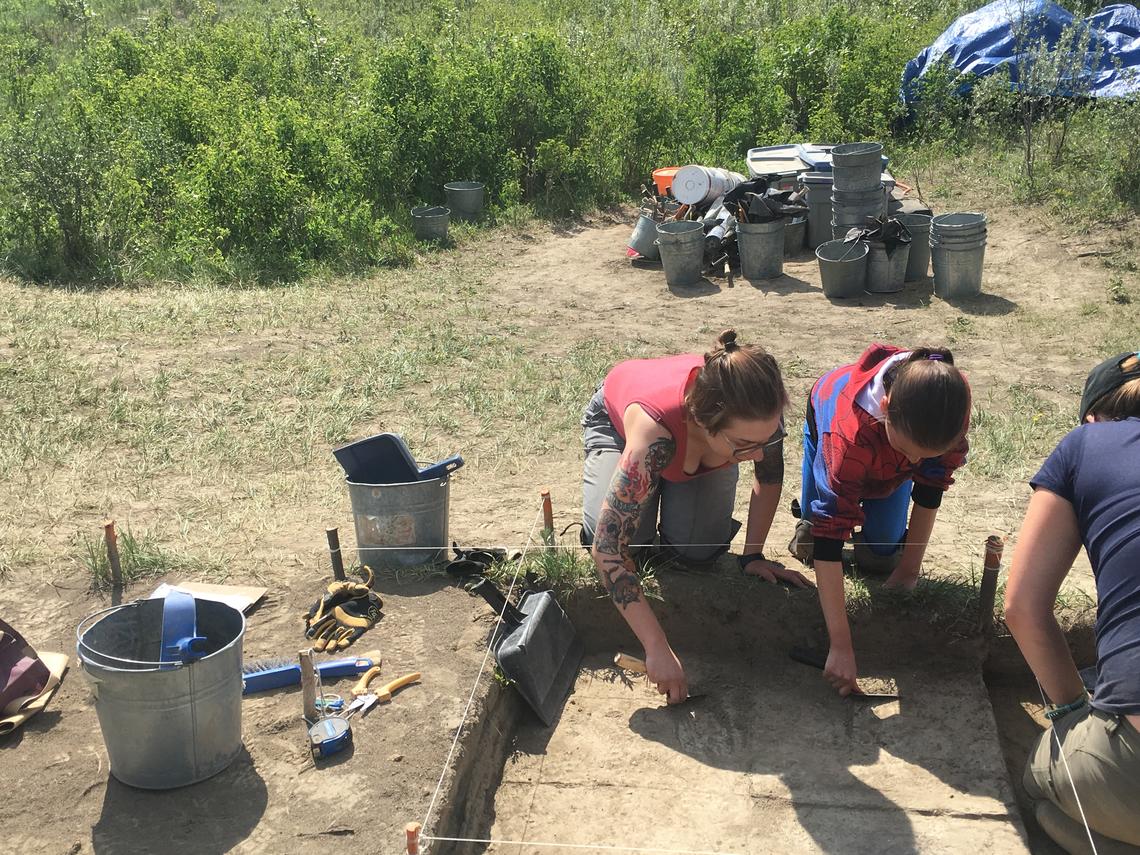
[1,185,1131,853]
[459,571,1034,855]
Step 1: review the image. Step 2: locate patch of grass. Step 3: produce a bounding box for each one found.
[81,526,227,591]
[969,383,1072,481]
[1107,276,1131,305]
[945,315,974,344]
[478,535,662,603]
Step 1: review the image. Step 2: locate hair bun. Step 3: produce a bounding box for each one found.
[718,329,739,352]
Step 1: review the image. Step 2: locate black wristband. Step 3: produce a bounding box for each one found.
[737,552,766,571]
[911,483,944,509]
[814,536,844,562]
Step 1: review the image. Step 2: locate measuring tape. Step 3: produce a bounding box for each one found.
[308,715,352,759]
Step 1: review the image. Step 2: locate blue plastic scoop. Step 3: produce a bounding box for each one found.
[333,433,463,484]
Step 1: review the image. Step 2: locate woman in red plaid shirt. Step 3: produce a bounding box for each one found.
[789,344,971,695]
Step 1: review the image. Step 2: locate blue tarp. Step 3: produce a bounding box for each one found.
[901,0,1140,102]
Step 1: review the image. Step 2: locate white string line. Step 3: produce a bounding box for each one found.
[351,539,1012,550]
[419,834,742,854]
[1034,679,1099,855]
[418,503,544,847]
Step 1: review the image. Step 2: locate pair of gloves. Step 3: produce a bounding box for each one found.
[302,566,383,652]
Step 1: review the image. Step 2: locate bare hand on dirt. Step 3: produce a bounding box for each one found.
[645,643,688,704]
[824,645,858,697]
[742,557,815,588]
[883,564,921,591]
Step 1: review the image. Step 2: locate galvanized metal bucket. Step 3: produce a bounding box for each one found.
[627,214,661,260]
[737,219,785,280]
[865,240,911,293]
[656,220,704,287]
[410,205,450,242]
[802,172,835,249]
[77,598,244,789]
[784,217,806,256]
[930,212,987,299]
[443,181,485,222]
[831,142,884,192]
[816,239,869,299]
[898,213,932,281]
[348,475,450,569]
[931,211,987,236]
[831,185,885,238]
[930,237,987,300]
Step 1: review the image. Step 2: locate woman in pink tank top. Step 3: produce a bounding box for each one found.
[580,329,811,704]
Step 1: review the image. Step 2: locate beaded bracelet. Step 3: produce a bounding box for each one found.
[1044,691,1089,721]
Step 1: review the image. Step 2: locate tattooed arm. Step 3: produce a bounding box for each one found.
[591,406,688,702]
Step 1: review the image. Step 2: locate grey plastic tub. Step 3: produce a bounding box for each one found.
[865,240,911,293]
[816,239,869,298]
[77,598,244,789]
[898,213,932,281]
[444,181,485,222]
[411,205,450,242]
[348,475,450,568]
[831,142,884,192]
[628,214,661,260]
[784,217,806,256]
[737,219,785,280]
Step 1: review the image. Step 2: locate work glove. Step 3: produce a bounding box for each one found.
[303,567,383,652]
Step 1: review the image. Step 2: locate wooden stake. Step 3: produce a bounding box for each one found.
[405,822,422,854]
[326,527,346,582]
[540,489,554,549]
[299,649,318,723]
[978,535,1004,635]
[103,519,123,588]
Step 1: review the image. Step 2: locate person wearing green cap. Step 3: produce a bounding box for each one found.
[1005,351,1140,853]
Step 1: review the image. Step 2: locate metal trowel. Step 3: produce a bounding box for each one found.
[789,646,900,699]
[465,577,583,726]
[613,652,707,706]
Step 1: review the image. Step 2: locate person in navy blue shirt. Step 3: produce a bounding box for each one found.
[1005,351,1140,853]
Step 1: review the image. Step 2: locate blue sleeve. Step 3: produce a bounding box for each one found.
[1030,428,1082,502]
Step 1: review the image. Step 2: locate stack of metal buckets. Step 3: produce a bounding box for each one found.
[830,143,886,239]
[930,212,987,299]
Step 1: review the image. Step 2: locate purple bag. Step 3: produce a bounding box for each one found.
[0,619,51,714]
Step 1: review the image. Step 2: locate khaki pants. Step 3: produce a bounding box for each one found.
[1024,705,1140,853]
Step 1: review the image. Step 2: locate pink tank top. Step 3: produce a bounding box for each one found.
[603,354,731,483]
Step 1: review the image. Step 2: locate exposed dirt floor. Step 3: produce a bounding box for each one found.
[473,583,1030,855]
[1,181,1134,853]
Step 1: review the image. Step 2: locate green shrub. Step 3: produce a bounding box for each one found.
[0,0,1133,284]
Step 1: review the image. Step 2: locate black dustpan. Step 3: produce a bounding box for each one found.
[466,577,583,726]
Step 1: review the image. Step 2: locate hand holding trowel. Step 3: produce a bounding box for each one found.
[613,653,707,707]
[789,646,899,699]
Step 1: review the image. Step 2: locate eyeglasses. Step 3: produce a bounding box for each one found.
[723,426,786,457]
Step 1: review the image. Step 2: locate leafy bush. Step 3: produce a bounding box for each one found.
[0,0,1134,284]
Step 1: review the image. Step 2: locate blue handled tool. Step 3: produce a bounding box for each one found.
[159,589,208,667]
[308,715,352,759]
[416,454,465,480]
[242,649,381,695]
[333,433,464,484]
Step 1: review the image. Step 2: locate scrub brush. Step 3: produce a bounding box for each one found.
[242,649,381,695]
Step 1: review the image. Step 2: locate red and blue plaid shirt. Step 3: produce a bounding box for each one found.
[807,344,970,543]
